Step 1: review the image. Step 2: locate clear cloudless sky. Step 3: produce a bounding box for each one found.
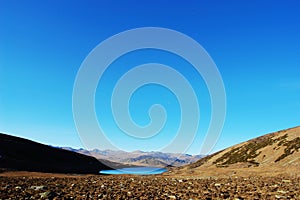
[0,0,300,155]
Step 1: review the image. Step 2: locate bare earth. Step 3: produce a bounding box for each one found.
[1,171,299,200]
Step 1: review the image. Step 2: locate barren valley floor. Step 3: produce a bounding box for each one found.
[1,172,299,200]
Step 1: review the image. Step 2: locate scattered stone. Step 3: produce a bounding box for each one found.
[277,190,288,194]
[0,175,299,199]
[30,185,46,190]
[39,191,57,199]
[168,195,176,199]
[275,194,287,199]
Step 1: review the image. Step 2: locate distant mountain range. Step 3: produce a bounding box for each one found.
[62,148,204,167]
[1,126,299,176]
[0,132,204,174]
[169,126,300,177]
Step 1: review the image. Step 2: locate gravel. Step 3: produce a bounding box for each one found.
[0,175,299,199]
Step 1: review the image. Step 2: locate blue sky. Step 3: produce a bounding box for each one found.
[0,0,300,155]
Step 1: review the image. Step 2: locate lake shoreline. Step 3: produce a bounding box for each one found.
[100,167,168,175]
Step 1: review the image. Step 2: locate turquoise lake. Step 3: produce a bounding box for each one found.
[100,167,167,175]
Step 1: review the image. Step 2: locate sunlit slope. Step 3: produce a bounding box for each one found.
[169,126,300,177]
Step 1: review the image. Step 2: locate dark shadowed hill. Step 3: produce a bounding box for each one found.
[0,133,111,174]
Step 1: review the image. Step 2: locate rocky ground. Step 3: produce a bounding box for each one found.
[0,173,299,199]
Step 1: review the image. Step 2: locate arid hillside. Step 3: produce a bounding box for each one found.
[169,126,300,177]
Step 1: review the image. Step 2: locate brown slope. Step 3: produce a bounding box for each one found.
[169,126,300,177]
[0,133,111,174]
